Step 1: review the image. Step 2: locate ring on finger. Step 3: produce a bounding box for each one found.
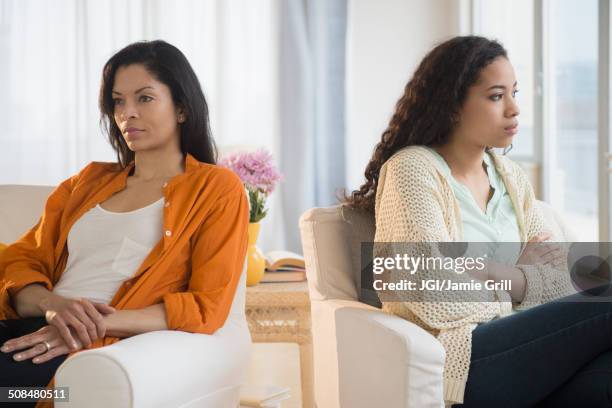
[40,341,52,353]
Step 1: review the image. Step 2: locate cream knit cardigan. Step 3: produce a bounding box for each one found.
[374,146,576,405]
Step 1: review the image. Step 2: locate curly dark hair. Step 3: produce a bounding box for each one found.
[345,36,508,212]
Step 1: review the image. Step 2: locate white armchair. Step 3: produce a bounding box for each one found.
[298,201,574,408]
[0,185,251,408]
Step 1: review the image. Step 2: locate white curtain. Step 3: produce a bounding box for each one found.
[0,0,347,253]
[278,0,347,251]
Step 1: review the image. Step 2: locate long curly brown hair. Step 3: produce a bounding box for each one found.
[345,36,508,212]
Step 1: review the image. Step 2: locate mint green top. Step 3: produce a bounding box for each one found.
[426,147,521,265]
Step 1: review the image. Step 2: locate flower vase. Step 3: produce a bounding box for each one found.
[246,222,266,286]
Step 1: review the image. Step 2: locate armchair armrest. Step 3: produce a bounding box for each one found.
[55,319,251,408]
[333,301,445,408]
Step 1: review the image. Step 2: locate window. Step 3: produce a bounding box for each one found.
[474,0,535,159]
[474,0,601,241]
[547,0,598,241]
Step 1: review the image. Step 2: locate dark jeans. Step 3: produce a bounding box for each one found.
[455,286,612,407]
[0,317,68,408]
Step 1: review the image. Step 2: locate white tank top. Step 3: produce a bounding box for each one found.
[52,198,164,304]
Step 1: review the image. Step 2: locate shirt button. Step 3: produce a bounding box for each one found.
[164,201,170,208]
[162,182,168,188]
[165,230,172,237]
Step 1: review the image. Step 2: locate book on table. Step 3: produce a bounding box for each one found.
[264,250,305,271]
[261,250,306,283]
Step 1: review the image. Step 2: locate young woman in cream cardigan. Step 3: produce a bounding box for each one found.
[348,36,612,407]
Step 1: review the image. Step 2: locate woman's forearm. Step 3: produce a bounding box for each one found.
[12,283,57,317]
[14,285,168,337]
[487,262,527,303]
[103,303,168,338]
[468,262,527,303]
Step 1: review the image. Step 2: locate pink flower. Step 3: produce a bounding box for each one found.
[218,149,283,195]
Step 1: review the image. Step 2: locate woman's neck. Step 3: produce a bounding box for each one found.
[433,140,487,178]
[132,147,185,181]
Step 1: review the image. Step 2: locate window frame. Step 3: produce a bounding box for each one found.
[470,0,611,240]
[598,0,611,241]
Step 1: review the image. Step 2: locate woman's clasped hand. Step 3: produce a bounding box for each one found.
[518,232,563,267]
[40,296,116,348]
[1,296,115,363]
[1,324,81,364]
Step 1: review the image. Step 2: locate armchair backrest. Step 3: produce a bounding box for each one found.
[0,185,54,244]
[299,205,374,303]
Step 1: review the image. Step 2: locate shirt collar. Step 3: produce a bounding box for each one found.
[424,146,500,189]
[425,146,496,174]
[483,150,494,169]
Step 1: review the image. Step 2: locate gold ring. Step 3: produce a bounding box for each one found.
[41,341,51,352]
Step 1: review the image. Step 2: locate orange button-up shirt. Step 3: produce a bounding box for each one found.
[0,153,249,337]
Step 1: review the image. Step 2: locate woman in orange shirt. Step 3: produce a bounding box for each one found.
[0,40,249,404]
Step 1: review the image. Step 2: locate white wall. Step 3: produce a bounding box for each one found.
[345,0,464,190]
